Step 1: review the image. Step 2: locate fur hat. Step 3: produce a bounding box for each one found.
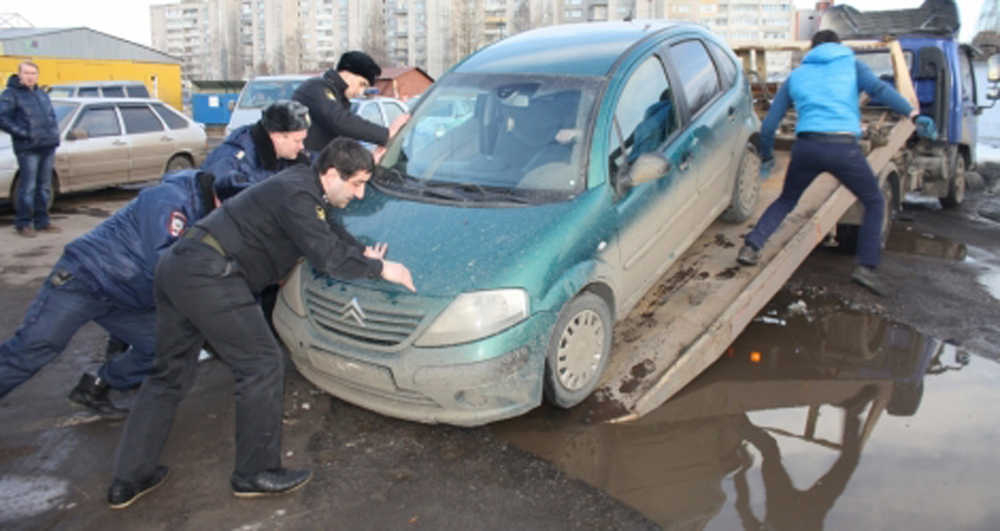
[261,100,311,132]
[337,51,381,86]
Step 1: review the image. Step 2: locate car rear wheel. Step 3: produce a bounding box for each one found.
[165,154,194,173]
[543,292,613,409]
[722,142,760,223]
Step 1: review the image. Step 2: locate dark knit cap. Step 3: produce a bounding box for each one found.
[261,100,311,132]
[337,51,382,86]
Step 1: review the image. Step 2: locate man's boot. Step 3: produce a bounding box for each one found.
[68,373,128,420]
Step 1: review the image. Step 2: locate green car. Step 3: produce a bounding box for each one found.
[273,21,761,426]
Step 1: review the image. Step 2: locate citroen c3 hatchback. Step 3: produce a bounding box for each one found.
[273,21,761,426]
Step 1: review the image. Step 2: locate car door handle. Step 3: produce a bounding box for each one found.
[160,136,174,141]
[112,140,127,146]
[679,151,693,172]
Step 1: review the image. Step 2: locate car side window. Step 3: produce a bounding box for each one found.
[126,85,151,98]
[959,50,975,104]
[78,87,99,98]
[120,105,165,134]
[608,55,674,177]
[152,103,190,130]
[73,106,121,138]
[671,40,722,117]
[384,102,406,124]
[103,86,126,98]
[358,102,386,126]
[707,41,738,91]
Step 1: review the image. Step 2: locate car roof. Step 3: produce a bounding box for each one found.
[50,97,171,105]
[454,20,683,77]
[50,81,147,87]
[246,75,312,82]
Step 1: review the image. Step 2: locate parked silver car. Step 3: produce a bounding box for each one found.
[1,97,207,206]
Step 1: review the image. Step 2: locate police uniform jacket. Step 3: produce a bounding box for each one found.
[61,170,212,312]
[292,69,389,152]
[201,122,308,199]
[195,164,383,293]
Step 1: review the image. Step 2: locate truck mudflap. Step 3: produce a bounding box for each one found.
[585,118,915,423]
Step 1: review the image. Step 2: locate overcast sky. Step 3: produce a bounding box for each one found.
[0,0,987,48]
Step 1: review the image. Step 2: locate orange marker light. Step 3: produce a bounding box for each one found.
[750,351,762,363]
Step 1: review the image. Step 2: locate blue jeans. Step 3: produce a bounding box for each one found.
[0,259,157,398]
[745,139,884,268]
[15,148,56,230]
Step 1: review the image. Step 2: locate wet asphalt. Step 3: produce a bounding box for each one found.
[2,168,1000,529]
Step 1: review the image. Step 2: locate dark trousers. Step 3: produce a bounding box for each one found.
[745,138,884,267]
[113,239,285,482]
[15,148,56,230]
[0,258,157,398]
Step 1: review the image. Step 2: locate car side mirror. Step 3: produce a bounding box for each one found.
[619,153,671,193]
[989,86,1000,101]
[227,100,236,112]
[989,54,1000,83]
[66,129,89,141]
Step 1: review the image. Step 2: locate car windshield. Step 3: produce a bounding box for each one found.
[53,102,79,131]
[238,79,305,109]
[378,73,601,204]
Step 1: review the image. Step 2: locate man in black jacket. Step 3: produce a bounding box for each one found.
[107,138,416,509]
[0,62,61,237]
[292,51,406,152]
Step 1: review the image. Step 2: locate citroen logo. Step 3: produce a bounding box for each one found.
[340,297,367,327]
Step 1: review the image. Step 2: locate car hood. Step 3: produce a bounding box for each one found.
[323,185,607,299]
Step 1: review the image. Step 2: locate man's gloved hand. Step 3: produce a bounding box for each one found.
[915,115,938,141]
[759,158,775,181]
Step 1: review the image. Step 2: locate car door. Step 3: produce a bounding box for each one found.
[118,103,172,183]
[610,52,698,304]
[59,104,130,190]
[666,38,737,224]
[357,101,387,126]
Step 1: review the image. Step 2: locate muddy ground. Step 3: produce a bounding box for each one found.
[1,166,999,529]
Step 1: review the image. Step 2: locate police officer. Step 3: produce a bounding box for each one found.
[0,170,222,418]
[108,138,416,508]
[203,99,311,196]
[736,30,938,296]
[292,51,407,152]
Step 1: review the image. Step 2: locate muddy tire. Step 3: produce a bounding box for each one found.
[941,151,965,208]
[836,177,894,253]
[722,142,760,223]
[165,154,194,173]
[543,292,613,409]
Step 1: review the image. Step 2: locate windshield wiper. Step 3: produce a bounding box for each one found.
[426,181,535,204]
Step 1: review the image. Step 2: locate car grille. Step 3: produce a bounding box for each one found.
[305,286,425,348]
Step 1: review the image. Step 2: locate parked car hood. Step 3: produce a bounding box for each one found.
[321,185,610,299]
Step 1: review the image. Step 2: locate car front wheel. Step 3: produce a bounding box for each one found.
[543,292,613,408]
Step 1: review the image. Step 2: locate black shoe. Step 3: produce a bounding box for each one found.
[68,373,129,420]
[231,468,312,498]
[108,466,170,509]
[851,266,888,296]
[737,244,760,266]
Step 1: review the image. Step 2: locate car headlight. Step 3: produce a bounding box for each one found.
[415,289,529,347]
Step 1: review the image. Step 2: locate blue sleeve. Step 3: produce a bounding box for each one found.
[202,147,253,196]
[856,62,913,117]
[758,81,791,161]
[0,92,27,139]
[138,193,190,271]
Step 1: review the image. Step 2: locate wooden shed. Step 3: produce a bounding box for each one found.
[375,67,434,103]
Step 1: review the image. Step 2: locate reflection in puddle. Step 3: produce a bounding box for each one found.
[885,225,967,261]
[494,292,998,530]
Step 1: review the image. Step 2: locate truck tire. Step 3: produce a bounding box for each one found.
[836,177,894,253]
[722,142,760,223]
[940,151,965,208]
[543,292,613,409]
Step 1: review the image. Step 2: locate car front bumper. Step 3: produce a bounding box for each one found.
[273,287,554,427]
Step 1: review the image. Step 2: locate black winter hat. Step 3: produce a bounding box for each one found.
[261,100,311,132]
[337,51,381,86]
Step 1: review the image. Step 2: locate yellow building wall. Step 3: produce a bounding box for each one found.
[0,56,183,110]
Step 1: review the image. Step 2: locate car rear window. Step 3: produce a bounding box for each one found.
[79,87,100,98]
[103,86,126,98]
[120,105,164,134]
[152,103,190,130]
[127,85,151,98]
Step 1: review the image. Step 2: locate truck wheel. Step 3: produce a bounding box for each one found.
[836,177,894,253]
[722,143,760,223]
[543,292,613,409]
[941,152,965,208]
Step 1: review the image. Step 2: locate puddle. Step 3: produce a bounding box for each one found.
[978,272,1000,301]
[884,225,967,261]
[493,291,1000,530]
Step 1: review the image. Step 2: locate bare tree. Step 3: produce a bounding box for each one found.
[363,1,390,67]
[285,33,307,74]
[255,60,271,76]
[450,0,483,63]
[511,0,532,35]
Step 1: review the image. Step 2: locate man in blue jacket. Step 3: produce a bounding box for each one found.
[202,99,311,197]
[0,170,224,419]
[0,62,62,238]
[737,30,938,296]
